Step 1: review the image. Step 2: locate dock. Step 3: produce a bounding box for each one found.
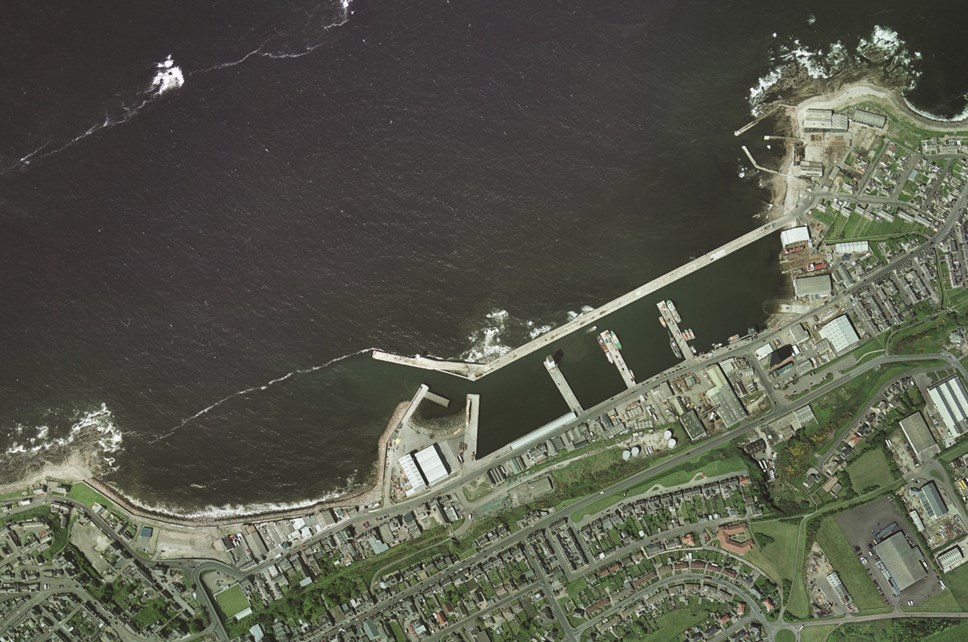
[543,356,584,415]
[733,104,778,137]
[464,394,480,459]
[599,330,636,390]
[657,300,695,362]
[372,206,804,381]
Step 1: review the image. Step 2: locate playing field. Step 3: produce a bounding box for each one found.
[214,584,250,618]
[847,449,894,493]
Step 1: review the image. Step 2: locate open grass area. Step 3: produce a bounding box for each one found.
[847,448,894,494]
[630,607,713,642]
[890,313,959,356]
[800,624,839,642]
[830,618,968,642]
[816,517,885,613]
[776,630,796,642]
[940,561,968,610]
[924,620,968,642]
[214,584,250,619]
[906,588,960,613]
[746,520,800,587]
[820,207,927,242]
[67,482,115,510]
[569,448,747,522]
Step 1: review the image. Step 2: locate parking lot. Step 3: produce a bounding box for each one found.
[835,496,944,607]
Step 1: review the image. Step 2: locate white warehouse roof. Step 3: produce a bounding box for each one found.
[780,226,810,248]
[415,444,450,486]
[834,241,870,255]
[399,454,426,496]
[928,376,968,439]
[818,315,860,354]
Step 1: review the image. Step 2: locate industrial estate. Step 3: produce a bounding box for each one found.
[8,84,968,642]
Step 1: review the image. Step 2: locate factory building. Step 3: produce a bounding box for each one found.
[399,443,451,496]
[780,226,811,249]
[851,109,888,129]
[818,314,861,354]
[899,412,940,464]
[938,545,964,572]
[874,532,928,594]
[927,376,968,439]
[913,481,948,520]
[833,241,870,255]
[804,108,849,132]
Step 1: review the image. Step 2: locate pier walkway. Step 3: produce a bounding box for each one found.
[657,301,695,362]
[373,207,804,381]
[601,332,636,390]
[543,356,584,415]
[463,394,480,459]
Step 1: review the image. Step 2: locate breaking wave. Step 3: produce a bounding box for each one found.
[148,346,374,444]
[113,474,361,521]
[748,25,921,114]
[3,0,355,176]
[462,305,595,362]
[2,404,124,476]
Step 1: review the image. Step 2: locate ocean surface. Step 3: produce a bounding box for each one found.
[2,0,967,515]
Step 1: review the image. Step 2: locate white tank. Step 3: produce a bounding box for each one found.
[667,438,678,449]
[622,450,631,460]
[663,430,673,440]
[631,445,641,457]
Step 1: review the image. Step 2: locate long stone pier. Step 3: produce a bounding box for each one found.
[372,208,800,381]
[657,300,695,362]
[600,331,636,390]
[463,394,480,458]
[543,356,584,414]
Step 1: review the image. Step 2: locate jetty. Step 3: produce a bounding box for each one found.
[599,330,636,390]
[543,356,584,415]
[658,300,696,362]
[463,394,480,459]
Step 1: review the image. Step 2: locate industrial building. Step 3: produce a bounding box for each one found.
[874,531,928,594]
[833,241,870,255]
[414,444,450,486]
[851,109,888,129]
[780,226,810,249]
[804,108,849,132]
[913,481,948,520]
[398,443,451,496]
[938,545,964,572]
[899,412,940,464]
[793,274,833,300]
[927,376,968,439]
[818,314,860,354]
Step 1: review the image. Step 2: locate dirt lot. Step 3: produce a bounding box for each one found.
[835,496,943,606]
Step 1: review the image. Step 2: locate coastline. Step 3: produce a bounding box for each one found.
[7,80,966,526]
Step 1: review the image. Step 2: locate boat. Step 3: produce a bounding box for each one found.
[658,316,667,328]
[728,334,740,342]
[610,330,623,350]
[690,345,698,355]
[712,342,723,350]
[669,336,683,359]
[667,301,682,323]
[597,332,614,364]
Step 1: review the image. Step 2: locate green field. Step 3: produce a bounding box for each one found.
[814,205,926,242]
[847,448,894,494]
[941,561,968,610]
[631,607,713,642]
[816,517,885,612]
[890,313,960,356]
[746,520,801,587]
[801,624,839,642]
[924,620,968,642]
[907,588,960,613]
[214,584,250,619]
[830,618,968,642]
[67,482,115,510]
[776,630,796,642]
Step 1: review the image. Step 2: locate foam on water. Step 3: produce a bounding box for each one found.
[149,55,185,95]
[2,404,123,471]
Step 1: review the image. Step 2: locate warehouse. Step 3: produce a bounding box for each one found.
[780,226,810,249]
[875,532,928,594]
[851,109,888,129]
[818,314,860,354]
[899,412,940,464]
[804,108,849,132]
[414,443,451,486]
[927,376,968,439]
[833,240,870,255]
[793,274,832,300]
[399,454,427,496]
[913,481,948,520]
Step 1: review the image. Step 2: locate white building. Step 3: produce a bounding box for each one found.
[414,444,450,486]
[928,376,968,440]
[780,226,810,249]
[399,454,426,496]
[818,315,861,354]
